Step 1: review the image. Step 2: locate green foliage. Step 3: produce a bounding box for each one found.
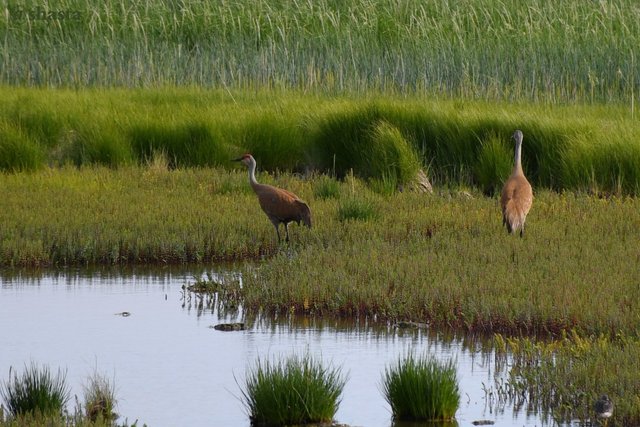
[240,353,346,426]
[0,124,44,171]
[130,123,224,168]
[313,175,341,200]
[475,132,513,195]
[1,0,639,103]
[337,197,378,222]
[2,88,640,194]
[0,363,70,418]
[382,353,459,421]
[495,333,640,426]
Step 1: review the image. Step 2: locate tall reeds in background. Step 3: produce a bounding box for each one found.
[1,0,639,104]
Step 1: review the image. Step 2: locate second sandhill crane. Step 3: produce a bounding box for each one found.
[234,153,311,242]
[500,130,533,237]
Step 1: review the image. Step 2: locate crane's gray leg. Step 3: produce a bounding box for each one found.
[272,221,282,242]
[284,223,290,242]
[520,223,525,238]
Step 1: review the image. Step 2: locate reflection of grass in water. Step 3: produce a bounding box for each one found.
[494,332,639,426]
[382,353,459,421]
[240,353,346,426]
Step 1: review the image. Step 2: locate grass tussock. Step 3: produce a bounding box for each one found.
[240,353,346,426]
[83,372,117,424]
[382,354,459,422]
[0,363,70,418]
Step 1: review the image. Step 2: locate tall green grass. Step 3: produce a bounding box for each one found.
[0,363,70,418]
[2,88,640,194]
[240,353,346,426]
[382,354,459,421]
[1,0,639,103]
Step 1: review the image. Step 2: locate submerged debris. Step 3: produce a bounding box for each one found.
[114,312,131,317]
[211,322,245,331]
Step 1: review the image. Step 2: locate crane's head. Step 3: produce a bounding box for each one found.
[233,153,255,168]
[512,129,523,144]
[298,201,312,228]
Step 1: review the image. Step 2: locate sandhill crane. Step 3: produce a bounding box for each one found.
[234,153,311,242]
[594,394,613,426]
[500,130,533,237]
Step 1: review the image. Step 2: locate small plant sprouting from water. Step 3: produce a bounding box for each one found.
[0,363,71,418]
[382,353,460,422]
[83,371,118,423]
[240,353,346,426]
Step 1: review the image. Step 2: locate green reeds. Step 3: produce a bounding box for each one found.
[382,354,459,421]
[0,363,70,418]
[240,353,346,426]
[2,87,640,195]
[1,0,639,103]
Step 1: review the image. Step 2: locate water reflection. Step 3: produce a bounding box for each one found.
[0,268,551,427]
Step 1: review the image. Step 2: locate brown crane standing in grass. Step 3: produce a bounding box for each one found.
[234,153,311,242]
[500,129,533,237]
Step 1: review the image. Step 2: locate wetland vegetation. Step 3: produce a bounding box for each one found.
[2,0,640,425]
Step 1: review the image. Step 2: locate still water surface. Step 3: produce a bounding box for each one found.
[0,268,548,427]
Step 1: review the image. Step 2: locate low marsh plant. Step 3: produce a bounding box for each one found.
[382,354,459,421]
[82,372,117,423]
[337,197,378,222]
[240,353,346,426]
[313,175,341,200]
[0,363,70,418]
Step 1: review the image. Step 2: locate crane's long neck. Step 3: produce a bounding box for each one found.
[247,159,260,190]
[513,138,524,175]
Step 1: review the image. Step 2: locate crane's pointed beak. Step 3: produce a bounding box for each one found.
[232,157,243,162]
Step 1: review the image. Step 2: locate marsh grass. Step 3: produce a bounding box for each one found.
[2,88,640,194]
[2,0,639,104]
[240,353,346,426]
[0,363,70,418]
[382,354,459,422]
[493,332,640,425]
[337,197,379,222]
[82,372,117,423]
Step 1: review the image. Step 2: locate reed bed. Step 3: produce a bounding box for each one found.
[1,0,639,103]
[2,87,640,194]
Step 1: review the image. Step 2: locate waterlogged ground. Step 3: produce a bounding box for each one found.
[0,268,549,427]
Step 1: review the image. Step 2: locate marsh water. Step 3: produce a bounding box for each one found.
[0,267,549,427]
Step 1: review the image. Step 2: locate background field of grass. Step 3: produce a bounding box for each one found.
[1,0,639,104]
[2,87,640,194]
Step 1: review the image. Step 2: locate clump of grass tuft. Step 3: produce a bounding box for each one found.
[240,353,346,426]
[382,353,459,422]
[313,175,341,200]
[0,363,70,418]
[0,124,45,171]
[337,197,378,222]
[475,132,512,195]
[83,372,117,423]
